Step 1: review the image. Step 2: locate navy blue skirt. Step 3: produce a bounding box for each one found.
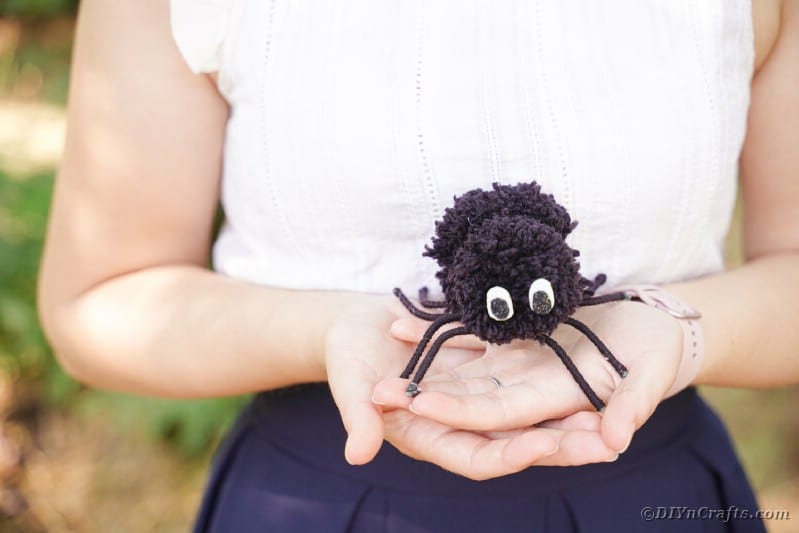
[193,385,764,532]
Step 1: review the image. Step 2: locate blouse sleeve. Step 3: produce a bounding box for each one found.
[169,0,232,74]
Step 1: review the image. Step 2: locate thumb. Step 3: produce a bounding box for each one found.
[390,318,485,350]
[600,356,674,453]
[327,360,385,465]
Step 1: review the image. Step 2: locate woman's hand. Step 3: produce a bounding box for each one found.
[324,296,480,464]
[324,296,600,478]
[378,404,621,480]
[324,297,412,465]
[373,298,685,462]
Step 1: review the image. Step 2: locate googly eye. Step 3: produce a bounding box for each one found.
[529,278,555,315]
[486,286,514,321]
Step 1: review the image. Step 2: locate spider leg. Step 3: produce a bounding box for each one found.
[582,273,607,298]
[393,288,446,321]
[400,314,459,379]
[564,317,628,378]
[542,335,605,412]
[580,291,628,307]
[406,326,470,396]
[418,287,448,308]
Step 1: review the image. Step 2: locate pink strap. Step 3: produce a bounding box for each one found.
[614,285,705,398]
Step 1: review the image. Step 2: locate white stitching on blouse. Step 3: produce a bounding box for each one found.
[695,1,722,265]
[534,0,571,209]
[516,1,541,187]
[259,0,300,254]
[415,7,441,221]
[479,3,502,186]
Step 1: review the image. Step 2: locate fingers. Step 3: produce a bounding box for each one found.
[383,410,618,478]
[372,349,598,431]
[372,374,513,409]
[466,408,619,467]
[407,386,582,431]
[381,301,687,469]
[531,427,619,466]
[531,413,622,463]
[391,318,486,350]
[404,364,593,431]
[600,351,675,452]
[372,377,415,408]
[536,410,602,432]
[327,359,385,465]
[383,410,559,481]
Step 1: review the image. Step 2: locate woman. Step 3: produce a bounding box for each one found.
[38,0,797,531]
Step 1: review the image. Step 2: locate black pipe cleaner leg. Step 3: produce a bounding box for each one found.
[591,273,607,292]
[564,317,628,378]
[418,287,448,308]
[583,273,607,297]
[580,291,628,307]
[393,288,444,321]
[542,335,605,412]
[406,326,470,397]
[400,314,459,379]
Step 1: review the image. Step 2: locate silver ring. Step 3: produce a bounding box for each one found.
[487,376,503,389]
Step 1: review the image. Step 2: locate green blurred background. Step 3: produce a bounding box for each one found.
[0,3,796,532]
[1,3,247,531]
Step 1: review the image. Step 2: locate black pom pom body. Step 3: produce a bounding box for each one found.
[395,181,630,413]
[425,182,575,279]
[427,183,586,344]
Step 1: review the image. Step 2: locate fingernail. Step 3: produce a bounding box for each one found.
[408,403,420,415]
[618,435,633,454]
[605,453,620,463]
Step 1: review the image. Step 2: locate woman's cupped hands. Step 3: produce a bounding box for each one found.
[325,294,684,480]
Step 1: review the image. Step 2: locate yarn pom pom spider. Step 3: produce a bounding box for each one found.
[393,182,630,412]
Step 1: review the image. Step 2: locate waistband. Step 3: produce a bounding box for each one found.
[247,383,705,497]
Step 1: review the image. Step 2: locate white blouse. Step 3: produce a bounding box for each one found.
[170,0,753,297]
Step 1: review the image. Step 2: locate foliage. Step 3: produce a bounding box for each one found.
[0,171,53,385]
[0,169,247,456]
[5,34,72,103]
[78,393,249,457]
[0,16,74,104]
[0,0,78,18]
